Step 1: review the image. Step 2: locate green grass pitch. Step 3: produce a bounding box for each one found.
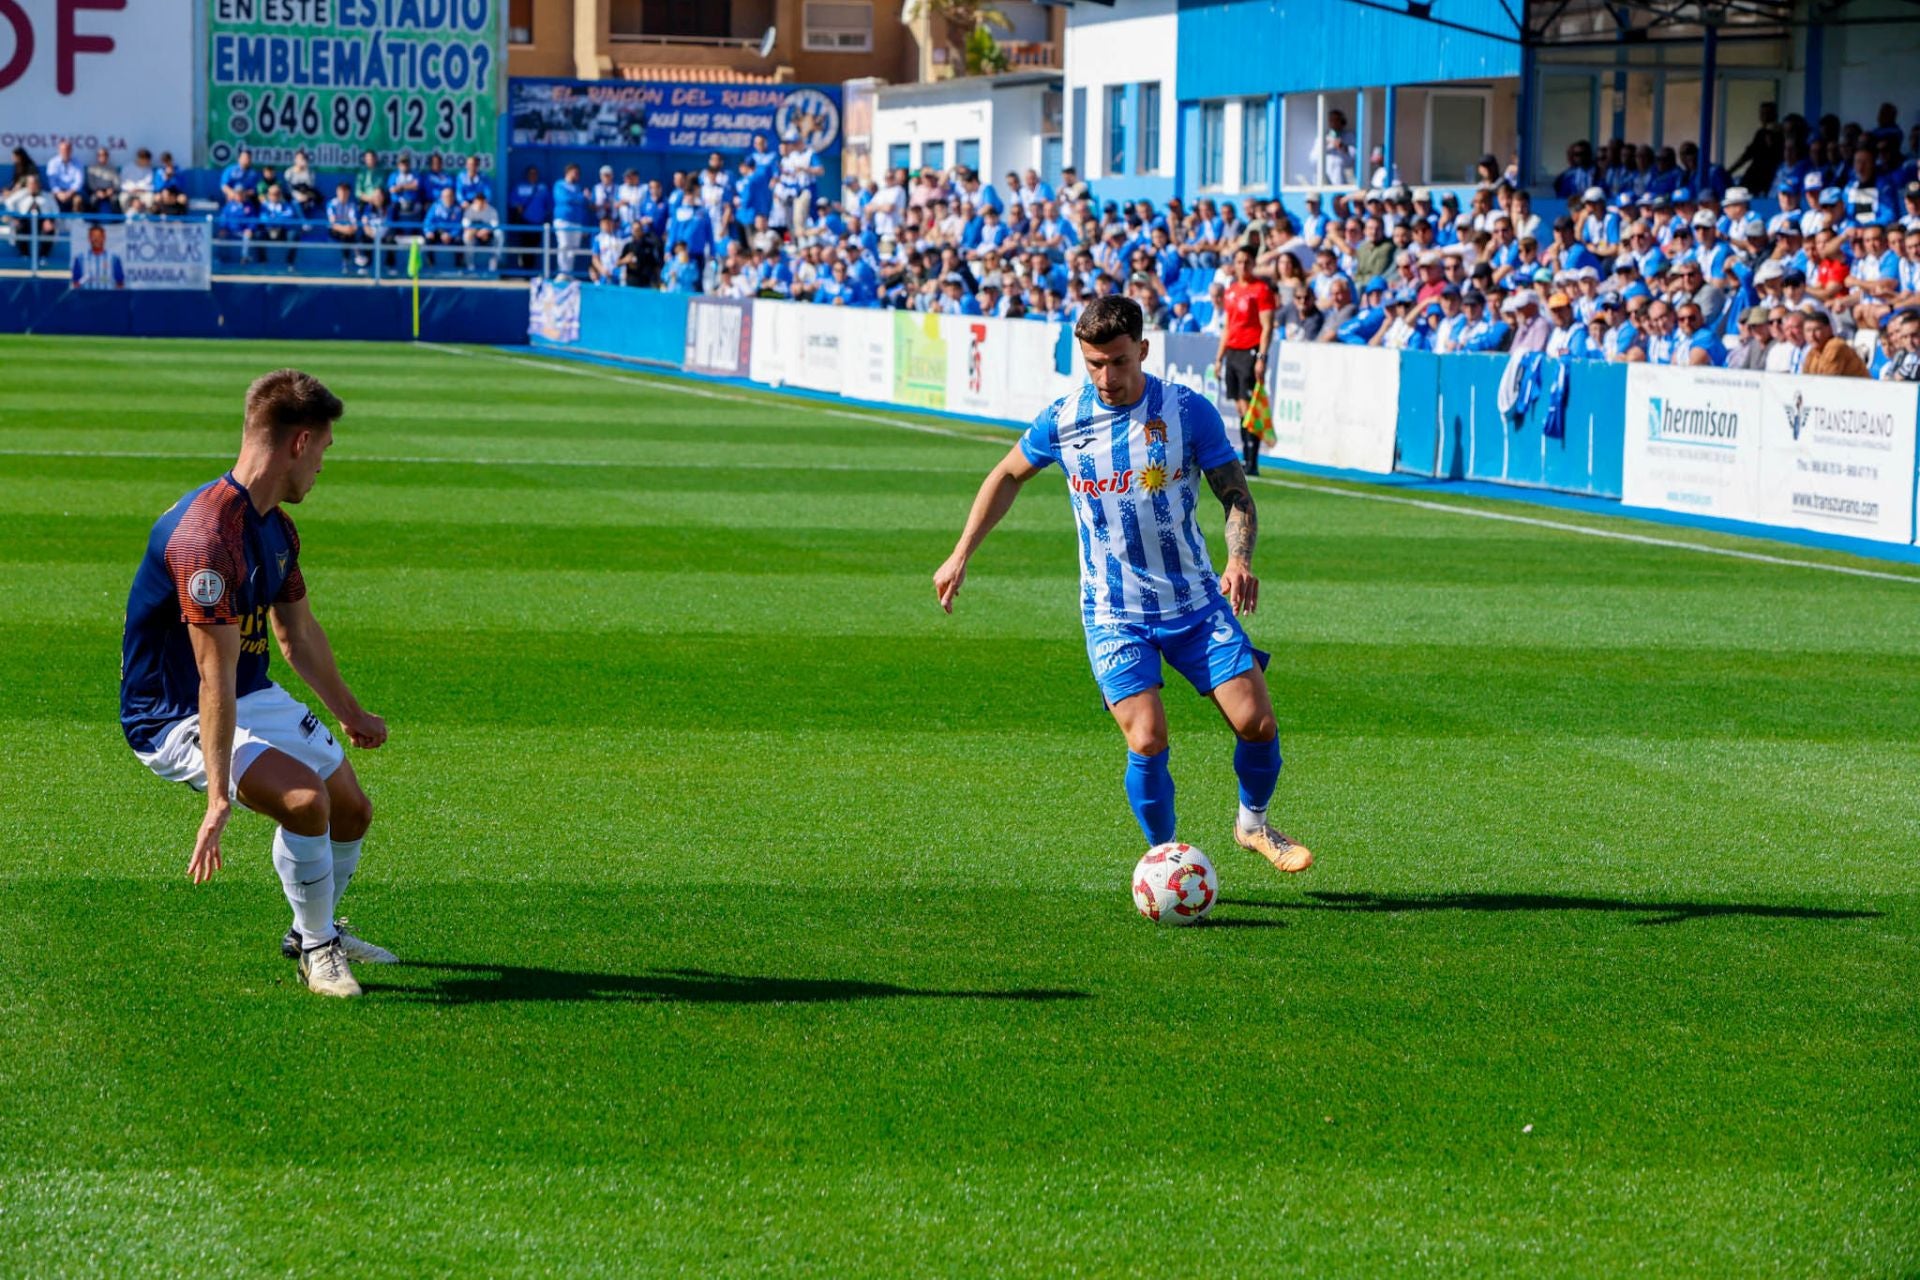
[1,334,1916,1276]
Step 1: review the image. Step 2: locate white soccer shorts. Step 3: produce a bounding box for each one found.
[134,683,344,798]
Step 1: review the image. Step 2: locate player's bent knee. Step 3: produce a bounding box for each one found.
[280,785,331,837]
[1128,728,1170,756]
[1236,714,1279,744]
[332,786,373,842]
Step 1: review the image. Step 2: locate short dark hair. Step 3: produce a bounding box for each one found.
[1074,295,1145,345]
[245,370,343,445]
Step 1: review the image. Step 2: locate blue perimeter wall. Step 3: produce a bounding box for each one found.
[0,278,528,345]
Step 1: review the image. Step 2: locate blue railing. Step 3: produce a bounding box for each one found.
[2,211,552,283]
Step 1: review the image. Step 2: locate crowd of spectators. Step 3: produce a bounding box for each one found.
[3,141,504,274]
[554,103,1920,380]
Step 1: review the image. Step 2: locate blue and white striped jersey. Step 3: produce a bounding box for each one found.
[1020,375,1238,628]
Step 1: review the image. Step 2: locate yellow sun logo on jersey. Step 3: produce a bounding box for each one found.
[1140,463,1168,492]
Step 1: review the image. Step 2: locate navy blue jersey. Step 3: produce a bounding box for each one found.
[120,475,305,752]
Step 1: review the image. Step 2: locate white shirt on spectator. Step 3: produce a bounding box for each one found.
[1762,340,1804,374]
[120,162,154,196]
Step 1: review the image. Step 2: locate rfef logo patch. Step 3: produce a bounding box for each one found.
[187,569,225,607]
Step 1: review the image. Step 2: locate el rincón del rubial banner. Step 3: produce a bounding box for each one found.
[205,0,503,169]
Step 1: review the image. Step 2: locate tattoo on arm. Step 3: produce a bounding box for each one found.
[1205,461,1257,563]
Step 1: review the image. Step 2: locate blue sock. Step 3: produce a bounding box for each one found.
[1234,736,1283,817]
[1124,748,1177,845]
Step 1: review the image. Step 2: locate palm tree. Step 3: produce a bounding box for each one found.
[905,0,1011,77]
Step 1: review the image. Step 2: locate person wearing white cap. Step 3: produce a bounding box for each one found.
[1510,289,1552,352]
[1576,186,1623,261]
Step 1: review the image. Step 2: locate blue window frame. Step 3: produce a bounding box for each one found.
[1106,85,1127,175]
[1199,102,1226,187]
[1240,98,1268,189]
[887,143,911,172]
[1138,82,1161,173]
[956,138,980,172]
[923,141,945,171]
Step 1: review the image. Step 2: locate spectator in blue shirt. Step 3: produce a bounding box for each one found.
[216,191,258,263]
[665,182,714,265]
[1456,290,1511,351]
[1338,279,1390,344]
[387,155,423,222]
[359,188,394,273]
[423,187,465,267]
[1556,140,1599,201]
[44,140,86,212]
[1673,301,1722,365]
[551,164,592,275]
[455,155,490,208]
[663,243,702,293]
[256,183,303,268]
[325,183,362,273]
[508,165,552,272]
[217,148,264,206]
[420,153,452,208]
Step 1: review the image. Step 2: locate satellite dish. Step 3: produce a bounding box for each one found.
[758,26,777,58]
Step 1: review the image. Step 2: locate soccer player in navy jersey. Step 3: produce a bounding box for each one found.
[121,371,390,998]
[933,296,1312,874]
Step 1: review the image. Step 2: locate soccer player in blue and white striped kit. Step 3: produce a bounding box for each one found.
[934,296,1312,874]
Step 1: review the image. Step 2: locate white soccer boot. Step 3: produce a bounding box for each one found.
[282,920,398,965]
[297,937,362,998]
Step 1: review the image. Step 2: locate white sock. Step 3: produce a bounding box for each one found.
[272,827,337,948]
[329,838,363,916]
[1237,802,1268,831]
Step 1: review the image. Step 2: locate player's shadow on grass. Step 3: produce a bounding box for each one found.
[378,962,1092,1006]
[1219,891,1882,927]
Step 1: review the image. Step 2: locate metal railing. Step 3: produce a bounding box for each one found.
[2,211,553,282]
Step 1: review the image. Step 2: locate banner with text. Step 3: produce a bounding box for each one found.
[1,3,196,165]
[207,0,504,168]
[528,278,579,343]
[509,79,841,158]
[1621,364,1764,522]
[790,307,847,394]
[892,312,948,411]
[1264,342,1400,474]
[1757,375,1918,544]
[839,309,894,403]
[68,221,212,291]
[683,296,752,377]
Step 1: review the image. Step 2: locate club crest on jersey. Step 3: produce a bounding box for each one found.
[1143,418,1168,445]
[276,552,289,576]
[187,569,225,607]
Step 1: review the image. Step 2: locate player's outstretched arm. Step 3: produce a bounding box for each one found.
[270,597,387,750]
[187,623,241,884]
[1205,460,1260,616]
[935,443,1045,613]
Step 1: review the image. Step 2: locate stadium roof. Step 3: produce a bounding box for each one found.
[1335,0,1904,46]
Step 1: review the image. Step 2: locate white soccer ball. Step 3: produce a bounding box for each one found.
[1132,843,1217,925]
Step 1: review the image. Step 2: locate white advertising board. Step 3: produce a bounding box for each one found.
[790,305,845,393]
[748,299,802,387]
[1621,364,1764,520]
[0,3,197,165]
[942,313,1011,420]
[1263,342,1400,474]
[1757,375,1918,544]
[838,307,894,403]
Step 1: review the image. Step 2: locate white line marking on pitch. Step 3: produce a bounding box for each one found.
[0,448,973,475]
[427,342,1920,586]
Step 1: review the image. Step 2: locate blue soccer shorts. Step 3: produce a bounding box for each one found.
[1084,604,1268,706]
